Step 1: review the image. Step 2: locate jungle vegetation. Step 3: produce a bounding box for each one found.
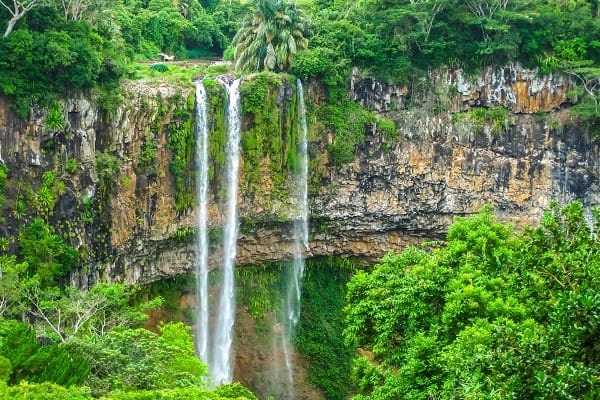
[0,217,258,399]
[1,0,600,399]
[1,0,600,116]
[344,201,600,399]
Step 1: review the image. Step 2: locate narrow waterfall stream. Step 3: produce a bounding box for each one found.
[211,77,243,385]
[279,78,310,398]
[194,81,210,366]
[292,78,309,323]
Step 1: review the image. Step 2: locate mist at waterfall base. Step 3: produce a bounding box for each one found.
[192,78,309,398]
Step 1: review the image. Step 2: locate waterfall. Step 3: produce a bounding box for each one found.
[194,81,210,366]
[211,77,242,385]
[292,78,309,322]
[280,78,310,397]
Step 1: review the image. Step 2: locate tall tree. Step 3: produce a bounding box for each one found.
[232,0,309,72]
[0,0,43,37]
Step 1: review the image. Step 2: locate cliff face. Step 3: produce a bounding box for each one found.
[0,65,598,286]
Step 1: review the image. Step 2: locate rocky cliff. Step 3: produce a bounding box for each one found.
[0,64,598,286]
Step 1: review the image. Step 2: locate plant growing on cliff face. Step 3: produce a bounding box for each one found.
[137,130,158,175]
[64,158,78,174]
[95,153,120,183]
[17,219,79,288]
[45,102,66,133]
[453,107,509,136]
[321,100,375,165]
[28,172,67,220]
[167,93,196,211]
[232,0,309,72]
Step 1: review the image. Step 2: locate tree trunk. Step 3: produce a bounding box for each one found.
[3,17,18,38]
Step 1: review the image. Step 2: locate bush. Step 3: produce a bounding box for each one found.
[0,357,11,382]
[149,63,169,73]
[291,47,347,87]
[320,101,374,165]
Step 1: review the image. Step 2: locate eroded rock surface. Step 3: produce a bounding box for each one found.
[0,66,598,288]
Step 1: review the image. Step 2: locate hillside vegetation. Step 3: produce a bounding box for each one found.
[1,0,600,115]
[1,1,600,399]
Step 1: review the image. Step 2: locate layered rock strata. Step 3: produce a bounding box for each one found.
[0,66,597,287]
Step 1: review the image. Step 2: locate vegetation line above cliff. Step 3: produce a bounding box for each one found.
[1,0,600,120]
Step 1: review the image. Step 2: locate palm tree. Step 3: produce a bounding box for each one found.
[232,0,309,73]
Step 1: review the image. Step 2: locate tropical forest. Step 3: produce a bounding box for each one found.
[0,0,599,399]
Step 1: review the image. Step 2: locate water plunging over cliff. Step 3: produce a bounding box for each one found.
[291,78,309,325]
[194,81,210,367]
[211,77,242,385]
[279,78,310,397]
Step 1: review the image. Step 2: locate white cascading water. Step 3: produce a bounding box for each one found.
[211,77,243,385]
[194,81,210,366]
[280,78,310,397]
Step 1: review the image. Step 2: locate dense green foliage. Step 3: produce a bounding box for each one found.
[0,381,258,399]
[1,0,600,124]
[344,202,600,399]
[297,0,600,80]
[0,11,124,117]
[0,0,247,117]
[0,192,255,399]
[294,258,356,400]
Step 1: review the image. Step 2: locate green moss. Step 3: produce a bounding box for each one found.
[204,79,227,200]
[239,72,301,195]
[167,92,196,211]
[319,100,375,165]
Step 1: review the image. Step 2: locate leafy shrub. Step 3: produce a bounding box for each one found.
[95,152,120,182]
[18,219,79,287]
[65,323,206,396]
[320,101,374,165]
[291,47,347,87]
[0,356,11,382]
[0,381,91,400]
[45,102,66,132]
[376,118,397,140]
[150,63,169,73]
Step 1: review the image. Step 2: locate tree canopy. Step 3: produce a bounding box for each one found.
[232,0,309,72]
[344,202,600,399]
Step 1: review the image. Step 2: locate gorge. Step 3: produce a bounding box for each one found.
[0,63,599,398]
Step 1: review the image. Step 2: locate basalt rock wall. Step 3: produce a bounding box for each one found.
[0,65,598,286]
